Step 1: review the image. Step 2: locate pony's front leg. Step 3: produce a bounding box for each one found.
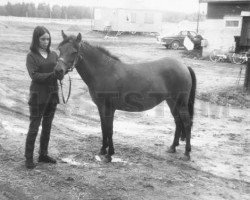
[98,106,115,163]
[99,115,108,155]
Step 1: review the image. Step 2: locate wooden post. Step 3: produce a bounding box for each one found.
[245,53,250,93]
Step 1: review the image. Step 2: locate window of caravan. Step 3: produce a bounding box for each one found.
[225,20,239,27]
[144,13,154,24]
[224,16,240,28]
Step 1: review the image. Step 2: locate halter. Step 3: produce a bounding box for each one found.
[58,56,79,72]
[57,51,82,104]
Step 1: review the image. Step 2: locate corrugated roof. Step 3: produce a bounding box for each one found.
[200,0,250,3]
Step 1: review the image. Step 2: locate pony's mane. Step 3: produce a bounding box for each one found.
[80,41,120,62]
[58,36,121,63]
[96,46,120,61]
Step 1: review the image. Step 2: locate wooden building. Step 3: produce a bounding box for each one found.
[199,0,250,56]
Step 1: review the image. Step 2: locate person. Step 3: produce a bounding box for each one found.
[25,26,62,169]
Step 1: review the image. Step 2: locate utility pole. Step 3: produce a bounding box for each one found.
[245,53,250,93]
[196,1,200,33]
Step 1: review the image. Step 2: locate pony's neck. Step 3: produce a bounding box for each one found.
[75,58,95,88]
[76,42,120,87]
[73,43,94,87]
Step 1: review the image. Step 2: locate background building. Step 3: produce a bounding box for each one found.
[200,0,250,56]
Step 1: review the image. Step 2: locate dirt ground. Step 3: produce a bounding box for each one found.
[0,18,249,200]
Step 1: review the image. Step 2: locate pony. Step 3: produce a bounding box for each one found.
[55,31,196,162]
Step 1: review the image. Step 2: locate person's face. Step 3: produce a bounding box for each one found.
[39,33,50,50]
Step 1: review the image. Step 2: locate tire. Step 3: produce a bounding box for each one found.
[209,50,220,62]
[232,53,245,64]
[171,41,180,50]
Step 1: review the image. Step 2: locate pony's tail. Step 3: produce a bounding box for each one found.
[187,67,196,127]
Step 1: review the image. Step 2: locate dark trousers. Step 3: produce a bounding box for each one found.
[25,103,57,160]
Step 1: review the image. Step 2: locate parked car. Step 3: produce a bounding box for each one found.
[156,30,203,50]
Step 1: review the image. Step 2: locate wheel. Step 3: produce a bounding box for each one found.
[209,50,220,62]
[232,53,245,64]
[171,41,180,50]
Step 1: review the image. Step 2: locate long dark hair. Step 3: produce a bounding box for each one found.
[30,26,51,54]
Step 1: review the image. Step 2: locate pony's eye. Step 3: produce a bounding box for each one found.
[71,52,77,56]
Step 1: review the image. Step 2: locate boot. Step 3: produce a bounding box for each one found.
[25,158,36,169]
[38,155,57,164]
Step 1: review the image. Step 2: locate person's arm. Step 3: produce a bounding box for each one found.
[26,54,56,83]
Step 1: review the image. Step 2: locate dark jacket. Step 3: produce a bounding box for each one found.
[26,51,59,105]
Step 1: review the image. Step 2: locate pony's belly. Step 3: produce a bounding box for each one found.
[115,97,164,112]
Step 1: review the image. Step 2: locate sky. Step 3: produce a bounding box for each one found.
[0,0,207,14]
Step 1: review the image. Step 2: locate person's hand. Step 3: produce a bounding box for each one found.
[53,70,64,81]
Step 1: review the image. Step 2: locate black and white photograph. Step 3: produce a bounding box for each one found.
[0,0,249,199]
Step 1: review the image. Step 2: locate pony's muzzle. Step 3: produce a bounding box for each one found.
[54,64,65,80]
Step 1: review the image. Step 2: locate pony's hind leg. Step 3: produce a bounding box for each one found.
[179,106,192,161]
[168,117,182,153]
[167,106,182,153]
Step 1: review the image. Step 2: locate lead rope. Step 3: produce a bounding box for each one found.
[59,73,72,104]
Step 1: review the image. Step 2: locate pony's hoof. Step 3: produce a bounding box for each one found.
[99,149,107,155]
[102,155,112,163]
[180,154,190,161]
[167,146,176,153]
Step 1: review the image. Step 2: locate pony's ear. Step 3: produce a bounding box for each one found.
[61,30,67,40]
[76,33,82,43]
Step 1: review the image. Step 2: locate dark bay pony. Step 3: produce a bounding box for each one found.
[55,31,196,162]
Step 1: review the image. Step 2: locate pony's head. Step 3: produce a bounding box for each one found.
[54,30,82,79]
